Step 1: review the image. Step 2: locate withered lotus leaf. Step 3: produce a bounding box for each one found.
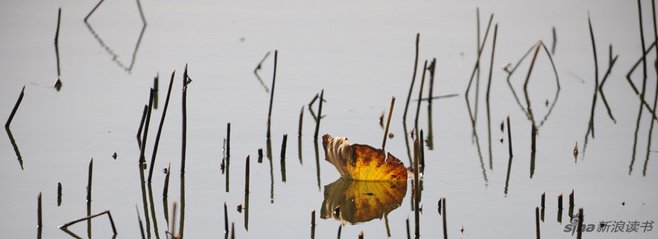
[321,177,407,224]
[322,134,407,181]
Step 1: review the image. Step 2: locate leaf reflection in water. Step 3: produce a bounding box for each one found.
[320,178,407,224]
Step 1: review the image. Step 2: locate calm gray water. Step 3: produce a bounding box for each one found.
[1,0,657,238]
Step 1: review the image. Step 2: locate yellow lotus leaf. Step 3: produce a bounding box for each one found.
[320,177,407,224]
[322,134,407,181]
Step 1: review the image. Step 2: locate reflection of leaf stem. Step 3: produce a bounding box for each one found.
[504,41,560,128]
[4,91,24,169]
[84,0,147,72]
[414,60,428,133]
[485,25,498,170]
[60,210,117,237]
[136,105,147,148]
[644,0,658,177]
[253,51,271,93]
[464,13,493,133]
[5,86,25,129]
[504,116,513,195]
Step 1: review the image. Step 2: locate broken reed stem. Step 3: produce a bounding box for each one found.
[486,24,498,170]
[311,210,316,239]
[557,193,563,223]
[507,116,513,157]
[420,130,426,172]
[530,124,537,178]
[181,65,190,174]
[406,217,411,239]
[337,224,342,239]
[245,155,250,230]
[576,208,584,239]
[60,210,117,235]
[226,123,231,193]
[57,182,62,206]
[137,105,148,147]
[281,134,287,182]
[426,59,436,150]
[313,90,325,141]
[224,202,229,235]
[568,190,575,219]
[298,106,304,138]
[86,158,93,238]
[38,192,42,228]
[258,148,263,164]
[140,89,155,165]
[163,163,171,224]
[5,86,25,129]
[170,202,177,238]
[231,222,235,239]
[298,106,304,165]
[163,163,171,198]
[504,116,513,195]
[403,33,421,125]
[87,158,93,202]
[358,231,364,239]
[442,198,448,239]
[535,207,540,239]
[137,207,146,239]
[148,71,175,183]
[54,8,62,79]
[179,173,186,238]
[413,135,421,239]
[541,195,545,222]
[551,26,557,55]
[227,122,231,159]
[153,75,159,109]
[382,97,396,150]
[414,60,428,132]
[267,50,279,140]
